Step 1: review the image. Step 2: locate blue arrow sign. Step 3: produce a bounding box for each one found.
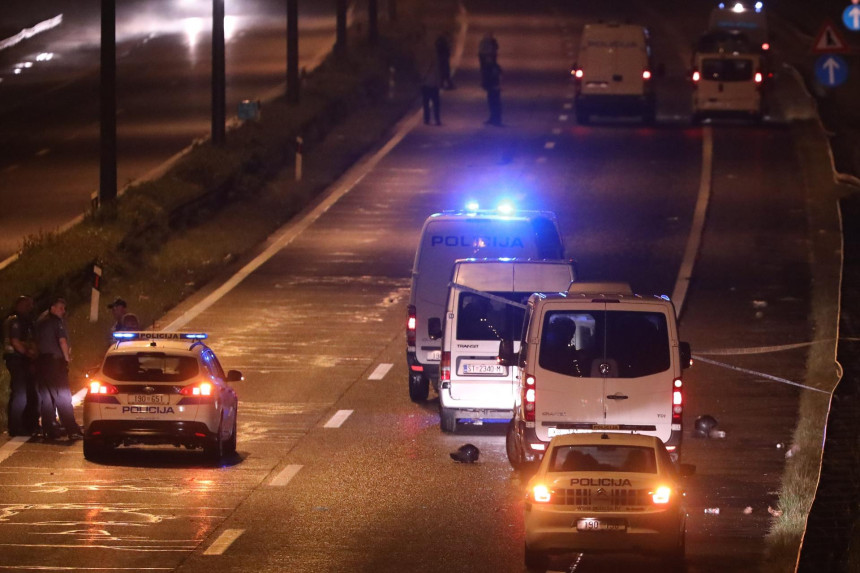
[815,54,848,87]
[844,4,860,31]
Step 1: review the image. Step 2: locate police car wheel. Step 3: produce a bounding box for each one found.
[83,438,111,462]
[225,416,237,455]
[204,418,225,461]
[524,545,548,571]
[439,406,456,433]
[506,420,525,470]
[408,373,429,402]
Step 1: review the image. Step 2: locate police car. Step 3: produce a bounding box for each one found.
[83,332,241,461]
[524,433,692,570]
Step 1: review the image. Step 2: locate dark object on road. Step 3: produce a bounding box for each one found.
[450,443,480,463]
[694,415,718,437]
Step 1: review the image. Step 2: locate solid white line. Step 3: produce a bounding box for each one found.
[562,103,572,110]
[551,128,562,135]
[544,141,556,150]
[558,114,569,122]
[0,437,29,465]
[270,464,303,487]
[72,387,87,406]
[324,409,353,428]
[368,363,393,380]
[203,529,244,555]
[671,126,713,315]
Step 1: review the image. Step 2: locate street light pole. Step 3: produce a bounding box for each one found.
[287,0,299,103]
[212,0,226,146]
[335,0,347,56]
[99,0,117,205]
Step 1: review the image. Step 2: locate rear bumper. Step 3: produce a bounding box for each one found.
[576,93,654,114]
[439,381,515,420]
[693,94,761,115]
[86,420,216,447]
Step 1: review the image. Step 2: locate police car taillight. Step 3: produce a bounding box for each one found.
[651,486,672,504]
[180,382,213,396]
[531,484,552,503]
[89,380,118,395]
[440,351,451,382]
[524,374,536,422]
[406,305,417,347]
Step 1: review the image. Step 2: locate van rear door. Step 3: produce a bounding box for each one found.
[698,55,759,112]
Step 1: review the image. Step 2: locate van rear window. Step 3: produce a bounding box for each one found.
[701,58,753,82]
[548,445,657,473]
[456,292,529,341]
[103,353,199,382]
[539,310,670,378]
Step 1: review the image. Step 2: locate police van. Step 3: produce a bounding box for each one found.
[407,209,565,402]
[690,42,763,122]
[438,258,576,432]
[708,1,769,54]
[83,331,242,461]
[500,283,692,468]
[571,22,657,124]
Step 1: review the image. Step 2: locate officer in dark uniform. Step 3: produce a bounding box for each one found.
[34,297,81,440]
[3,296,38,436]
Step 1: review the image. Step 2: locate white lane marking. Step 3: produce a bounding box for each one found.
[203,528,244,555]
[536,157,547,163]
[562,102,572,110]
[270,464,303,487]
[693,356,829,394]
[671,126,713,315]
[0,15,63,51]
[696,341,831,356]
[544,141,556,150]
[0,436,29,465]
[324,409,353,428]
[559,114,569,122]
[552,128,562,135]
[72,387,87,406]
[35,148,50,157]
[368,363,393,380]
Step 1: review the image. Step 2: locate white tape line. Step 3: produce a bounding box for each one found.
[72,387,88,407]
[270,464,303,487]
[203,529,244,555]
[0,15,63,51]
[695,341,826,356]
[672,126,713,315]
[0,436,29,465]
[368,363,393,380]
[324,409,353,428]
[693,355,829,394]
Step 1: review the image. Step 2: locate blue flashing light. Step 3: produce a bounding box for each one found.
[718,2,725,8]
[754,1,762,12]
[112,331,208,341]
[184,333,208,339]
[660,294,671,301]
[496,201,515,214]
[112,332,136,339]
[465,200,480,211]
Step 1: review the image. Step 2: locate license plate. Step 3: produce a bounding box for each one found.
[461,363,506,375]
[592,424,620,430]
[547,428,576,437]
[576,518,626,532]
[427,351,441,361]
[130,394,169,405]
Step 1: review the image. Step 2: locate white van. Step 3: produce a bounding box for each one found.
[708,1,769,53]
[571,22,657,124]
[691,48,763,122]
[501,282,692,468]
[438,259,576,432]
[407,210,565,402]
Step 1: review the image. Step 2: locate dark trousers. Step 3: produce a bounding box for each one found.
[4,354,39,435]
[486,88,502,125]
[36,356,79,436]
[422,86,441,125]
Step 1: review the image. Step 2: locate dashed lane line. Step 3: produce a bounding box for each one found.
[324,410,353,428]
[203,529,244,555]
[368,363,393,380]
[269,464,303,487]
[0,437,28,465]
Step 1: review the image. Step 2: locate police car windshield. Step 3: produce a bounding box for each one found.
[548,445,657,473]
[103,353,199,382]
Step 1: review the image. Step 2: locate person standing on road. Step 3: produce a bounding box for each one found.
[435,33,454,90]
[3,296,38,436]
[421,56,442,126]
[35,297,81,440]
[478,31,498,75]
[481,58,503,126]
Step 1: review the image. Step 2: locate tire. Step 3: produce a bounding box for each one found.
[440,406,457,433]
[83,438,110,462]
[409,373,429,402]
[204,418,225,462]
[225,414,237,455]
[524,545,548,571]
[506,419,526,470]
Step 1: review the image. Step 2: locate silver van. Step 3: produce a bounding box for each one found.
[438,259,576,432]
[407,210,565,402]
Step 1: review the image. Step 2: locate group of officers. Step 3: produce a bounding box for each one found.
[1,295,134,440]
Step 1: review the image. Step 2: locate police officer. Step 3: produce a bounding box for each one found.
[107,297,128,332]
[35,297,81,440]
[3,296,38,436]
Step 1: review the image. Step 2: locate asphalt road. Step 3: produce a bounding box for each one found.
[0,0,841,571]
[0,0,339,261]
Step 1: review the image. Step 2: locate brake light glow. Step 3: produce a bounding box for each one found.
[652,486,672,504]
[761,42,770,51]
[180,382,213,396]
[440,351,451,383]
[573,69,583,79]
[692,70,700,83]
[754,71,762,83]
[523,374,536,422]
[89,380,118,395]
[532,484,551,503]
[407,305,417,347]
[672,379,683,419]
[642,70,652,80]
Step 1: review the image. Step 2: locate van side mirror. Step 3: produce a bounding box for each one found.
[497,339,516,367]
[428,317,442,340]
[679,342,692,369]
[226,370,243,382]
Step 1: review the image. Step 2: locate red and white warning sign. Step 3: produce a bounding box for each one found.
[812,20,849,54]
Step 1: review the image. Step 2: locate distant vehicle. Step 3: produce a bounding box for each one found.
[571,22,658,124]
[500,282,692,469]
[708,1,769,54]
[437,258,576,432]
[523,432,693,570]
[690,47,764,123]
[83,332,242,461]
[407,207,565,403]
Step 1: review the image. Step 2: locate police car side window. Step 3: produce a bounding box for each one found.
[202,350,226,379]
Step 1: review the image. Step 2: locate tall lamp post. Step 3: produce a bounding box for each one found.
[287,0,299,103]
[212,0,226,145]
[99,0,117,205]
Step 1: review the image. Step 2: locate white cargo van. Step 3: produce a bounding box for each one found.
[571,22,657,124]
[501,282,692,469]
[438,259,576,432]
[691,49,763,122]
[407,210,565,403]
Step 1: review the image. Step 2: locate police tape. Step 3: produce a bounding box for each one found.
[448,282,528,309]
[691,355,830,394]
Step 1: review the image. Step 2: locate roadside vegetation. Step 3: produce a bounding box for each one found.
[0,0,459,431]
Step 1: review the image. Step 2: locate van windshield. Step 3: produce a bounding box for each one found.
[701,58,754,82]
[456,292,530,341]
[103,353,199,382]
[538,310,670,378]
[548,445,657,474]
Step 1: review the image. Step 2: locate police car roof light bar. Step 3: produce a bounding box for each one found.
[112,331,208,341]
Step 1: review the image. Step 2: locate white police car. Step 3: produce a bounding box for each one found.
[524,433,692,570]
[83,332,241,461]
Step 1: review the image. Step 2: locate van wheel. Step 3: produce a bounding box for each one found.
[409,373,429,402]
[440,406,457,433]
[524,545,548,571]
[506,420,526,470]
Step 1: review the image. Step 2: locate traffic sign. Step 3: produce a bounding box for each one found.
[815,54,848,87]
[844,4,860,31]
[812,20,849,53]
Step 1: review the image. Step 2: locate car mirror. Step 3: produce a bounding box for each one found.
[679,342,692,369]
[679,463,696,477]
[497,339,516,367]
[226,370,243,382]
[428,317,442,340]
